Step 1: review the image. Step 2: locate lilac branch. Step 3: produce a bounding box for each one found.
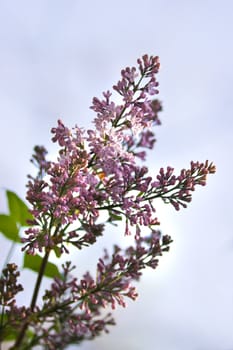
[1,54,215,349]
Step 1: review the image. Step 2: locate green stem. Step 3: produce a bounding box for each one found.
[11,221,62,349]
[11,249,50,349]
[30,250,50,310]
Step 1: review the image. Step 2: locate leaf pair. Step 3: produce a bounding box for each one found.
[0,190,60,278]
[0,190,33,242]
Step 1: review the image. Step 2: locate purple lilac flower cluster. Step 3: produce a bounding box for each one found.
[5,55,215,349]
[22,55,164,255]
[0,264,23,309]
[6,233,171,349]
[23,55,215,255]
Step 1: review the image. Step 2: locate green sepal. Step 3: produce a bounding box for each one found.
[53,246,62,258]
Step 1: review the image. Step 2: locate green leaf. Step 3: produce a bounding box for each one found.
[109,212,122,221]
[6,190,33,227]
[0,327,17,341]
[0,214,20,242]
[0,314,34,341]
[23,253,60,278]
[2,324,18,341]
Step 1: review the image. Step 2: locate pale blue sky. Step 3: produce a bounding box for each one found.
[0,1,232,349]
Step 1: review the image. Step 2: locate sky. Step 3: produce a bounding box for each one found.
[0,1,232,349]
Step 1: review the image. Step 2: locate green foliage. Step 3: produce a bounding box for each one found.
[0,313,34,342]
[23,253,60,278]
[108,211,122,225]
[53,246,62,258]
[0,214,20,242]
[109,212,122,221]
[0,190,32,243]
[6,190,33,226]
[0,318,18,341]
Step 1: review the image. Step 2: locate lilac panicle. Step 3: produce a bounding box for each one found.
[150,160,216,210]
[23,55,165,254]
[21,232,171,349]
[0,264,23,308]
[23,55,215,255]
